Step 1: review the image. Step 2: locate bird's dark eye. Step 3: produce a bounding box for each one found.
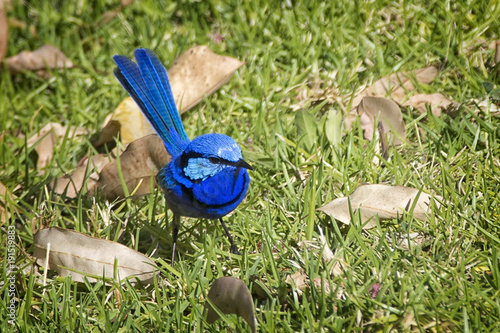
[208,157,220,164]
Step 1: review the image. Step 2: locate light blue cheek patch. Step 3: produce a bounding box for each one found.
[184,158,223,181]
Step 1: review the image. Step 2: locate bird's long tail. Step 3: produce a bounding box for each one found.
[113,48,190,156]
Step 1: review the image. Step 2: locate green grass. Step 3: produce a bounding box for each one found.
[1,0,500,331]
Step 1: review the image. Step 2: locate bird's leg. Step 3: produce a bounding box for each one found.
[171,214,180,266]
[219,218,241,255]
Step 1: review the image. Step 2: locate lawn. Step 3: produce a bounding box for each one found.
[1,0,499,332]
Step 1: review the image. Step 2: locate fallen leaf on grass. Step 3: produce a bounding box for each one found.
[285,269,309,295]
[27,122,87,170]
[89,134,170,200]
[403,93,455,116]
[168,45,244,111]
[350,66,438,107]
[357,96,405,146]
[98,0,135,25]
[205,277,256,333]
[33,227,158,283]
[49,154,111,198]
[99,45,244,146]
[317,184,442,229]
[5,44,74,74]
[0,6,8,62]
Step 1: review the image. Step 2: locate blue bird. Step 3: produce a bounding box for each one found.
[113,48,252,265]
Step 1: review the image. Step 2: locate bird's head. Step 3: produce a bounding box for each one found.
[180,134,252,181]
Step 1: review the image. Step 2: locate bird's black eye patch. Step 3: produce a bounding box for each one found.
[208,157,221,164]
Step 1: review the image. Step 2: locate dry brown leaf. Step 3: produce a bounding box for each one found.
[168,45,244,111]
[357,96,405,146]
[49,154,111,198]
[0,181,17,223]
[27,122,87,170]
[99,45,244,146]
[317,184,442,229]
[0,6,7,63]
[98,0,134,24]
[350,66,438,107]
[285,269,308,295]
[404,93,455,116]
[33,227,158,283]
[5,44,74,74]
[205,277,256,333]
[99,8,123,24]
[89,134,170,200]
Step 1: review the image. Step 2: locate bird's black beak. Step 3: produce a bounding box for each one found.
[236,159,253,171]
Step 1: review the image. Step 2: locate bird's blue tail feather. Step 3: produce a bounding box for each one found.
[113,49,189,156]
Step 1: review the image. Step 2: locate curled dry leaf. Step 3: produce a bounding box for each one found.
[349,66,438,107]
[403,93,455,116]
[89,134,170,200]
[5,44,74,74]
[357,96,405,146]
[317,184,442,229]
[27,122,87,171]
[33,227,158,283]
[205,277,256,333]
[99,45,244,146]
[49,154,111,198]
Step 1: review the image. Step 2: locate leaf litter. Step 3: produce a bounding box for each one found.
[205,277,257,333]
[33,227,158,284]
[317,184,442,229]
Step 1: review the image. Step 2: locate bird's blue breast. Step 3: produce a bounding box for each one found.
[157,162,250,219]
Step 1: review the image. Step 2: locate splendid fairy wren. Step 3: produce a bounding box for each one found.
[113,48,252,265]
